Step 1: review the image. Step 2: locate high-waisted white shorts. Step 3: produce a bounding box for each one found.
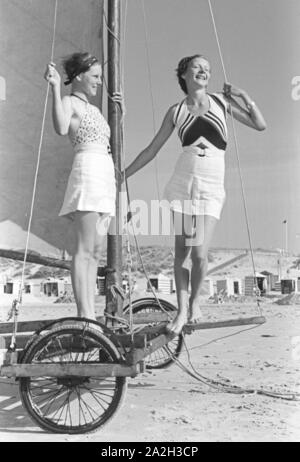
[59,143,116,217]
[163,146,226,219]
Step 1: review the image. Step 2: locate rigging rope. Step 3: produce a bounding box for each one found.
[140,0,161,200]
[159,335,300,402]
[2,0,292,405]
[207,0,262,314]
[115,0,265,330]
[103,1,172,329]
[131,0,263,320]
[131,1,274,394]
[7,0,59,349]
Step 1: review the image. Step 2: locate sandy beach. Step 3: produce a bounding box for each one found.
[0,291,300,442]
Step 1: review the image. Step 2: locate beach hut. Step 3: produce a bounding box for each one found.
[147,274,173,294]
[97,276,106,296]
[97,276,133,296]
[274,281,282,292]
[63,279,73,296]
[244,273,267,296]
[200,278,214,297]
[280,279,297,294]
[260,271,279,291]
[0,281,6,294]
[24,281,42,297]
[216,278,242,296]
[3,279,21,296]
[43,278,66,297]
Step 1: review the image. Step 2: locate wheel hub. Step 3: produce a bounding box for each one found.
[57,376,90,387]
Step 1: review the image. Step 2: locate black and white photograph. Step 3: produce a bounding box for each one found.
[0,0,299,443]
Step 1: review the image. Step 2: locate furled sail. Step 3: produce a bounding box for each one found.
[0,0,104,259]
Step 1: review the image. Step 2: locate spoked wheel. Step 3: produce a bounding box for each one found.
[124,298,183,369]
[19,322,126,434]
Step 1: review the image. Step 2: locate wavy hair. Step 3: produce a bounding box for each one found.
[176,54,210,94]
[62,52,99,85]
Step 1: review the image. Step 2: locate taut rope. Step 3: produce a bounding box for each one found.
[7,0,59,349]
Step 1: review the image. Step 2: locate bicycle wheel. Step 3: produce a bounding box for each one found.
[19,322,126,434]
[124,298,183,369]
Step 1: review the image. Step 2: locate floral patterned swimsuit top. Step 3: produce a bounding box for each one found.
[71,102,111,152]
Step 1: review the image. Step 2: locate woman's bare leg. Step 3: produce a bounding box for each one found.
[189,215,218,322]
[86,214,110,319]
[71,211,100,318]
[167,213,192,334]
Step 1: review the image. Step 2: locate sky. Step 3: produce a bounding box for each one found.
[116,0,300,253]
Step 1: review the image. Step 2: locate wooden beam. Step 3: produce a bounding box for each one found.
[123,313,266,328]
[0,363,139,378]
[127,331,174,365]
[0,248,71,270]
[106,0,123,317]
[121,313,266,327]
[1,335,33,350]
[0,320,56,334]
[0,313,168,336]
[0,315,266,338]
[0,324,165,350]
[0,316,108,334]
[183,316,266,333]
[0,249,107,275]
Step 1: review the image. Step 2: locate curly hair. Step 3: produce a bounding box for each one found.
[176,54,210,94]
[62,52,99,85]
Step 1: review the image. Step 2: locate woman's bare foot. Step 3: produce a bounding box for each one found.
[166,311,188,336]
[188,299,203,324]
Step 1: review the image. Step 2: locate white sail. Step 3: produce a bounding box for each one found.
[0,0,104,258]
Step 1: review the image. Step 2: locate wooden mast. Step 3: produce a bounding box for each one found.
[106,0,123,317]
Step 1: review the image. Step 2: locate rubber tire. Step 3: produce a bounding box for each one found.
[19,322,127,434]
[124,298,183,369]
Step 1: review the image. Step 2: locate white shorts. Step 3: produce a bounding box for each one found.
[59,143,116,217]
[163,147,226,219]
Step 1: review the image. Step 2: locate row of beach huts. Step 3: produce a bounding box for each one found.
[0,276,129,299]
[147,271,300,297]
[0,271,299,299]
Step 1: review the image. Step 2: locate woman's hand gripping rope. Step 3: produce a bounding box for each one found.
[44,62,61,87]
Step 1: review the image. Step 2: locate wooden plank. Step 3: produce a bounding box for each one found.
[122,313,266,326]
[0,248,72,269]
[0,312,266,334]
[0,320,52,334]
[0,325,165,351]
[2,334,32,350]
[121,313,266,327]
[0,363,138,378]
[0,305,266,335]
[183,316,266,332]
[0,316,106,334]
[0,316,266,350]
[117,314,266,329]
[127,332,174,365]
[126,317,266,364]
[0,250,106,276]
[0,312,170,334]
[123,313,170,323]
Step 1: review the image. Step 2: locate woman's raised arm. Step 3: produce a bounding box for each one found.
[125,105,176,179]
[44,63,73,136]
[223,83,267,131]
